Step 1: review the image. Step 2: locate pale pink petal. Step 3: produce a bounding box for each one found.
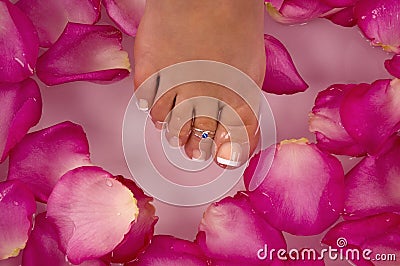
[263,34,308,95]
[309,84,366,156]
[0,180,36,260]
[22,213,109,266]
[324,6,357,27]
[0,79,42,163]
[266,0,333,24]
[196,192,286,265]
[354,0,400,53]
[344,136,400,220]
[36,22,131,86]
[7,121,91,203]
[127,235,208,266]
[322,213,400,265]
[103,0,146,37]
[16,0,100,47]
[46,166,139,264]
[340,79,400,155]
[385,54,400,78]
[0,0,38,83]
[244,139,344,235]
[320,0,356,8]
[107,176,158,263]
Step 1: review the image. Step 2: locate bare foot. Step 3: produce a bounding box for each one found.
[134,0,265,167]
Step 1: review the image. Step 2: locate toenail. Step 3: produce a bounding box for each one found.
[192,149,206,162]
[137,99,149,111]
[217,142,242,167]
[155,121,166,129]
[168,136,180,147]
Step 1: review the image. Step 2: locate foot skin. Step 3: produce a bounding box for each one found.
[134,0,266,167]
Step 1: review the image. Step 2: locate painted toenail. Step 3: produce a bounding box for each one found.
[217,142,242,167]
[155,121,166,129]
[137,99,149,111]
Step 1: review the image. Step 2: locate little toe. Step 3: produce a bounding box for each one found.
[149,89,177,129]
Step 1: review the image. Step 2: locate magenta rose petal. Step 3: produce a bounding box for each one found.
[46,166,139,264]
[263,34,308,95]
[385,54,400,78]
[324,6,357,27]
[0,0,38,83]
[309,84,366,157]
[320,0,356,8]
[36,22,131,86]
[266,0,333,24]
[127,235,208,266]
[16,0,100,48]
[22,213,109,266]
[322,213,400,265]
[0,180,36,260]
[108,176,158,263]
[103,0,145,37]
[7,121,91,203]
[344,136,400,220]
[354,0,400,53]
[195,192,286,265]
[0,79,42,163]
[340,79,400,155]
[244,139,345,236]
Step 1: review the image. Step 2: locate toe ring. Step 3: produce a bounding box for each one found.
[192,127,215,139]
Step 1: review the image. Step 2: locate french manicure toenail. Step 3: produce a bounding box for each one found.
[137,99,149,111]
[155,121,166,129]
[217,157,241,167]
[192,150,206,162]
[217,142,242,167]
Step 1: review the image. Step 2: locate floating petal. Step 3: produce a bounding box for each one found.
[36,23,131,86]
[7,121,91,203]
[324,6,357,27]
[46,166,139,264]
[385,54,400,78]
[320,0,356,8]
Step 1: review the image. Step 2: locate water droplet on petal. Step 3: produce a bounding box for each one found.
[105,179,113,187]
[13,201,19,206]
[117,212,121,216]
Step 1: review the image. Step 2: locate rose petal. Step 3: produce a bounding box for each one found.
[309,84,366,156]
[107,176,158,263]
[354,0,400,53]
[266,0,333,24]
[320,0,356,8]
[0,180,35,260]
[0,79,42,163]
[343,136,400,220]
[22,213,109,266]
[263,34,308,95]
[127,235,208,266]
[7,121,91,203]
[285,250,325,265]
[196,192,286,265]
[322,213,400,265]
[340,79,400,155]
[46,166,139,264]
[0,0,38,83]
[324,6,357,27]
[103,0,145,37]
[36,22,131,86]
[244,138,345,235]
[16,0,100,48]
[385,54,400,78]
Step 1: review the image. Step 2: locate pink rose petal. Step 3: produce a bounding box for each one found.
[196,192,286,265]
[309,84,366,157]
[0,180,35,260]
[7,121,91,203]
[0,0,38,83]
[107,176,158,263]
[320,0,356,8]
[22,213,109,266]
[244,139,344,235]
[266,0,333,24]
[344,136,400,220]
[385,54,400,78]
[36,22,131,86]
[103,0,146,37]
[322,213,400,265]
[16,0,100,48]
[46,166,139,264]
[127,235,208,266]
[263,34,308,95]
[324,6,357,27]
[340,79,400,155]
[0,79,42,163]
[354,0,400,53]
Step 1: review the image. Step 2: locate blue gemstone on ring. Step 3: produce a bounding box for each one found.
[202,132,208,139]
